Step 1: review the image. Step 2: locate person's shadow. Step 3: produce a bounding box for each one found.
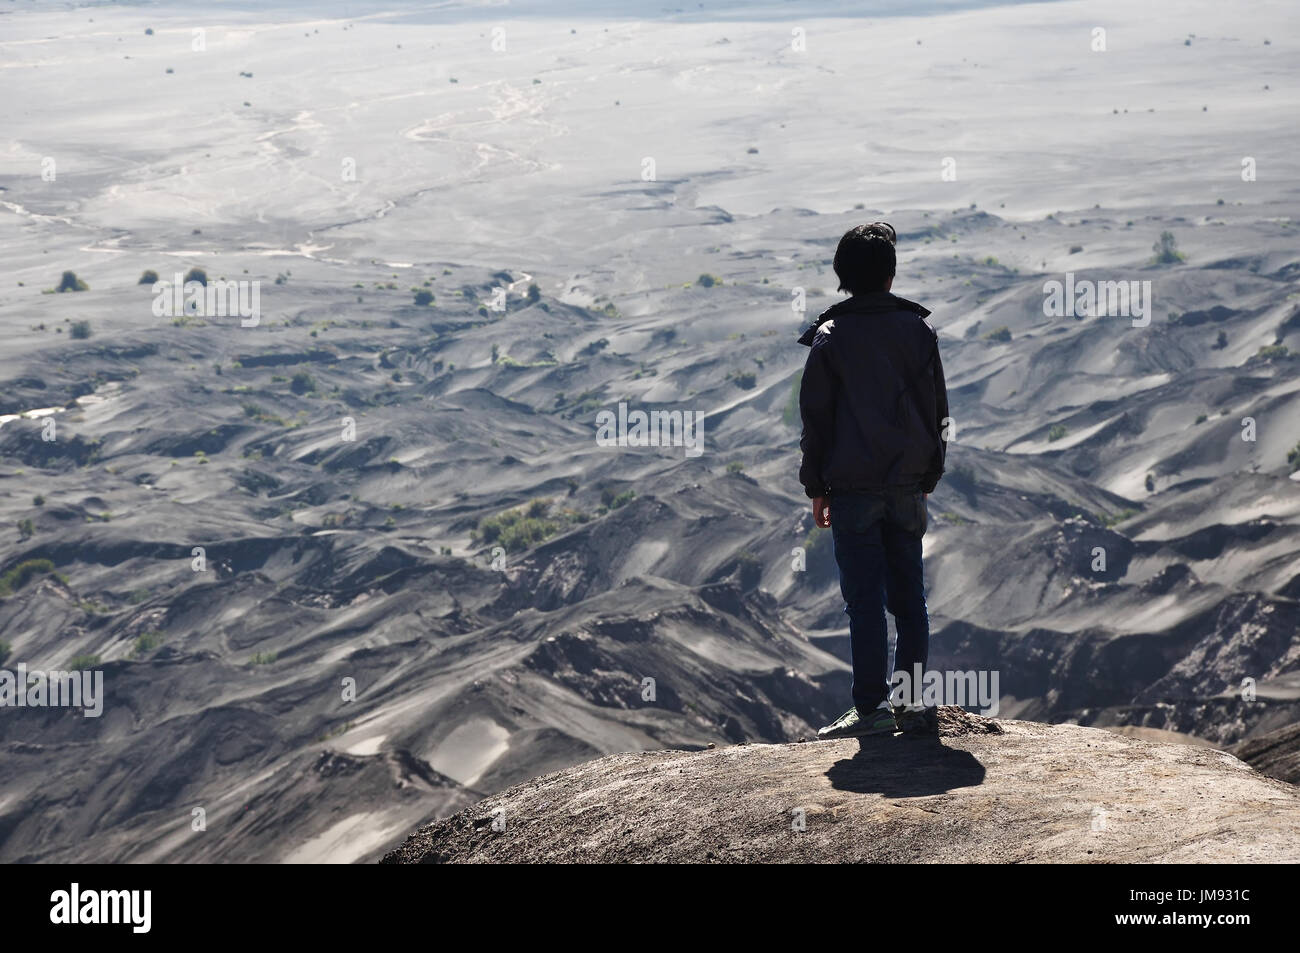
[825,734,985,796]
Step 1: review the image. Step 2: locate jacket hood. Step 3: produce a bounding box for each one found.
[796,292,932,346]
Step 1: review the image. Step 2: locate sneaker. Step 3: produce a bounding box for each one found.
[893,704,939,735]
[817,705,898,740]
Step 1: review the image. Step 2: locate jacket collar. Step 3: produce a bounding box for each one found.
[796,292,931,346]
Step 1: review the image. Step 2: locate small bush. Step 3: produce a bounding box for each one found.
[1047,423,1068,442]
[70,320,92,339]
[184,267,208,286]
[131,631,164,657]
[290,371,315,395]
[57,271,88,292]
[67,654,101,670]
[0,558,56,597]
[413,289,434,307]
[138,269,159,285]
[1152,231,1184,265]
[983,326,1012,343]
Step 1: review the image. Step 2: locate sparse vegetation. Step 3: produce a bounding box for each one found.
[983,326,1012,343]
[1152,231,1185,265]
[66,654,101,670]
[413,289,434,307]
[1101,509,1137,528]
[783,370,803,427]
[1047,423,1068,442]
[802,526,836,578]
[290,371,316,395]
[696,273,722,288]
[130,631,164,658]
[601,487,636,510]
[476,497,591,553]
[184,267,208,286]
[138,269,159,285]
[57,271,88,292]
[0,558,57,597]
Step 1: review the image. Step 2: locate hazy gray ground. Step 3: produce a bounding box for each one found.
[0,0,1297,861]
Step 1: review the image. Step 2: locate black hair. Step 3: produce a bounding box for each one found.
[833,223,897,295]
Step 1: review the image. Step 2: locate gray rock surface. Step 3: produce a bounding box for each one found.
[384,710,1300,863]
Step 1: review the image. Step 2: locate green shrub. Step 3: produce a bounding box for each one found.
[1152,231,1185,265]
[131,631,164,657]
[413,289,434,306]
[0,558,56,597]
[290,371,315,395]
[983,326,1012,343]
[67,654,101,670]
[138,269,159,285]
[70,320,92,339]
[1047,423,1068,442]
[57,271,88,292]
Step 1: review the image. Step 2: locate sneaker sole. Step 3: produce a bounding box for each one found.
[818,721,898,740]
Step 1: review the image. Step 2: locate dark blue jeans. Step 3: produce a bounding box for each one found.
[828,489,930,711]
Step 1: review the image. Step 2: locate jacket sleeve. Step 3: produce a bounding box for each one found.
[798,335,835,498]
[921,338,949,494]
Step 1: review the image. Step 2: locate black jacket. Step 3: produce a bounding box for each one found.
[797,292,948,498]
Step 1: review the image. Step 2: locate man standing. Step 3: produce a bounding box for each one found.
[797,222,949,738]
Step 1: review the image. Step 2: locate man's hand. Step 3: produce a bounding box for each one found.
[813,495,830,528]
